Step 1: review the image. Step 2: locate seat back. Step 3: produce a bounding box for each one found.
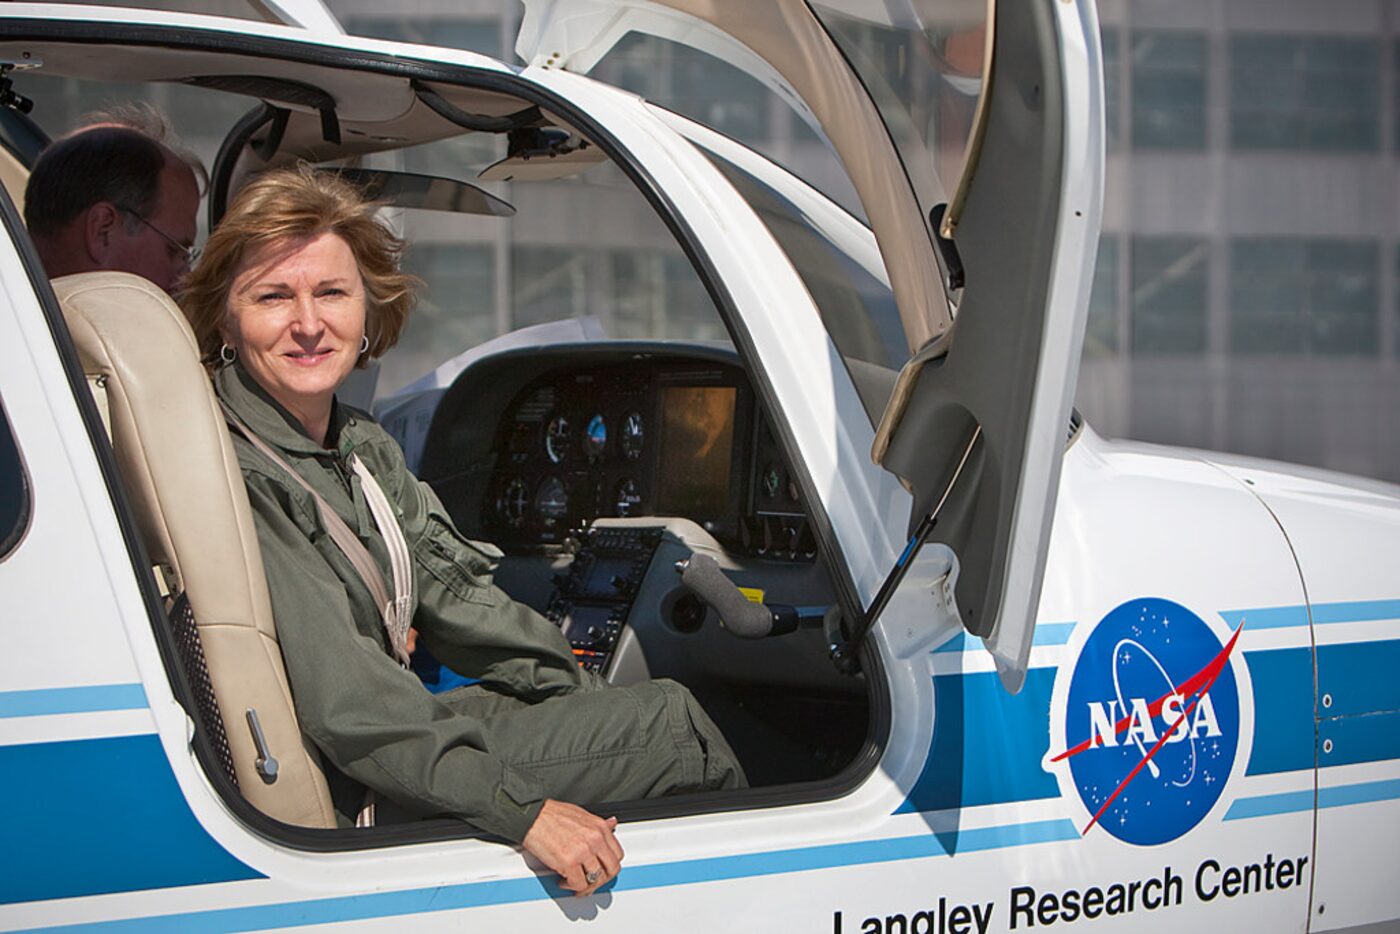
[0,143,27,217]
[55,271,336,828]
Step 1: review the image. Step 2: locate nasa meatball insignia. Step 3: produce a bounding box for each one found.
[1049,598,1245,845]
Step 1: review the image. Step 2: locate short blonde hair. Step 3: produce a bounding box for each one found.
[181,165,417,367]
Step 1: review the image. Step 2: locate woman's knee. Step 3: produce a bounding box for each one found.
[644,678,747,791]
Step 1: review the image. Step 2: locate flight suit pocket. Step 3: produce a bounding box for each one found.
[415,514,505,607]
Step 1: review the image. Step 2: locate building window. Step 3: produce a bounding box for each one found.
[510,246,719,343]
[16,75,249,158]
[1393,42,1400,152]
[341,17,503,59]
[613,252,725,342]
[381,245,497,394]
[1231,239,1377,355]
[0,400,31,560]
[1102,29,1121,150]
[1085,235,1119,356]
[1131,31,1206,149]
[1395,247,1400,358]
[1230,34,1379,151]
[511,246,593,331]
[1131,237,1208,354]
[594,34,771,144]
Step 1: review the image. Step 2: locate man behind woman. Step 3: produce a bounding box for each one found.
[27,104,201,293]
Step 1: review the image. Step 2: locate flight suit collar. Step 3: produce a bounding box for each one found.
[214,361,355,458]
[214,362,376,538]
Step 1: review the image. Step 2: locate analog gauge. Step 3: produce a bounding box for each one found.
[583,414,608,463]
[497,477,529,528]
[545,414,571,464]
[761,463,782,500]
[534,476,569,525]
[615,478,642,517]
[621,412,644,461]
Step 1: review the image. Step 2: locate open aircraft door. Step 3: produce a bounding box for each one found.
[519,0,1104,691]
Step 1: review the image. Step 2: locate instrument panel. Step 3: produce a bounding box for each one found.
[478,358,815,559]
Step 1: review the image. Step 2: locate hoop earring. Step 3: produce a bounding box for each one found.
[219,343,236,365]
[360,335,370,355]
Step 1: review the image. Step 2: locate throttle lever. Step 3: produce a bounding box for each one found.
[674,553,797,639]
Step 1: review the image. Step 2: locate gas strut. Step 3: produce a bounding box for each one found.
[829,426,982,675]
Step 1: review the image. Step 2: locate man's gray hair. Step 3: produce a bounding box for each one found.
[72,101,208,191]
[24,103,208,237]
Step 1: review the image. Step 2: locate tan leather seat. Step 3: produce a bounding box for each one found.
[55,271,336,829]
[0,144,26,217]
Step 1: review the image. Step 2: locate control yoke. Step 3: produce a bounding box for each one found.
[674,552,798,639]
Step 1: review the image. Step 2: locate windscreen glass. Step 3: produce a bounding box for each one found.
[589,32,865,219]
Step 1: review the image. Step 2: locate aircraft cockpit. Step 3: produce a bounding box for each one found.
[0,26,885,831]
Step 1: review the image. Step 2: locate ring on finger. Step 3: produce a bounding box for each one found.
[585,868,603,885]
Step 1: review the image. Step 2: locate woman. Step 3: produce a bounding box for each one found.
[181,166,744,895]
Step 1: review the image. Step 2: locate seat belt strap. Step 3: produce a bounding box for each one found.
[349,451,416,665]
[220,401,413,667]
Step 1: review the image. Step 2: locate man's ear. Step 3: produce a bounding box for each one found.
[82,202,122,265]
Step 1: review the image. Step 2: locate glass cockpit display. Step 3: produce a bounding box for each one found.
[477,357,811,558]
[654,386,736,520]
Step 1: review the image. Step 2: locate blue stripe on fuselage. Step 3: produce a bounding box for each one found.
[933,622,1076,654]
[1243,647,1315,775]
[1226,778,1400,820]
[0,734,261,905]
[0,684,147,718]
[1320,709,1400,767]
[905,621,1400,814]
[1221,598,1400,631]
[22,818,1080,933]
[1317,639,1400,718]
[895,667,1060,813]
[1245,640,1400,774]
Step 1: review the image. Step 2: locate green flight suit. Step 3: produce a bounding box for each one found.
[214,363,743,842]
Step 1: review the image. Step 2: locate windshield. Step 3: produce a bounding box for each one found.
[808,0,989,228]
[365,145,728,400]
[691,136,903,426]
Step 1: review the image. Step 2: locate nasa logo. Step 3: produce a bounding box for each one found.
[1050,598,1244,846]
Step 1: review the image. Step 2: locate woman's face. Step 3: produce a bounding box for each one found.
[221,232,367,426]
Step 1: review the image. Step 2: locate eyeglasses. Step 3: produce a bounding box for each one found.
[117,207,201,268]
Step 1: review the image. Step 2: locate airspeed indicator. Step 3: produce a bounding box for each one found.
[545,415,571,464]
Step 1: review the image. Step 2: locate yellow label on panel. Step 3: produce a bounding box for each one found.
[738,587,765,604]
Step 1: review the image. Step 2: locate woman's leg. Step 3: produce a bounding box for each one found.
[469,679,746,806]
